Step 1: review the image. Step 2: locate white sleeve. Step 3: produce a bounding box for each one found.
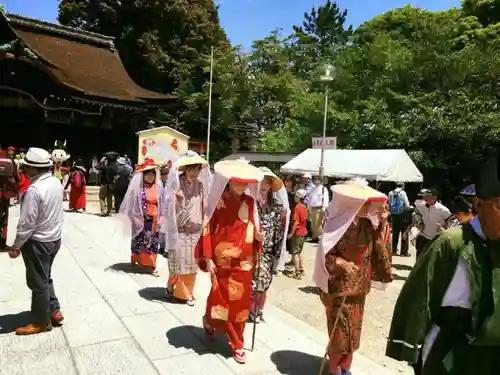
[441,204,453,223]
[13,188,40,248]
[401,190,410,207]
[322,187,330,209]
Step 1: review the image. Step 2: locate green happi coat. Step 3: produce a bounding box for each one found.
[386,221,500,375]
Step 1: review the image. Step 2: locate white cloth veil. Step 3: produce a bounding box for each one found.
[205,160,263,228]
[118,168,163,239]
[313,178,386,293]
[163,151,211,250]
[273,186,291,271]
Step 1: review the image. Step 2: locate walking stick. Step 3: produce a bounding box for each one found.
[318,295,347,375]
[251,248,261,352]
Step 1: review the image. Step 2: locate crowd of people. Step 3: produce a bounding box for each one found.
[0,144,498,374]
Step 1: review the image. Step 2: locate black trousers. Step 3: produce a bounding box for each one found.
[391,213,410,255]
[114,190,126,213]
[416,235,431,259]
[21,239,61,325]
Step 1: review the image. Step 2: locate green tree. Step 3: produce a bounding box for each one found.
[58,0,230,138]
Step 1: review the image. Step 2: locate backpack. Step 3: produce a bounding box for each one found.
[389,190,405,214]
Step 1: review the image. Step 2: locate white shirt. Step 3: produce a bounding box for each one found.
[307,184,329,209]
[414,201,452,239]
[13,172,64,248]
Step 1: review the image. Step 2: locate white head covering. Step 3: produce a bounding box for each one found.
[313,178,387,293]
[118,160,164,238]
[162,150,211,250]
[204,161,264,228]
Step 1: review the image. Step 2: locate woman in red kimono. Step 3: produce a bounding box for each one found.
[17,169,32,198]
[66,162,87,212]
[313,179,392,375]
[196,160,264,364]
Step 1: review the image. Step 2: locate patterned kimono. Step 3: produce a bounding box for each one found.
[196,192,261,350]
[167,176,204,300]
[131,184,161,269]
[251,198,284,318]
[320,218,392,372]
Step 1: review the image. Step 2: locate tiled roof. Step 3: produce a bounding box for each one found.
[5,13,172,103]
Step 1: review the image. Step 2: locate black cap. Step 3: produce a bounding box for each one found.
[476,153,500,199]
[449,195,472,214]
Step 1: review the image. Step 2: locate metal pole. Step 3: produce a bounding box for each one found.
[206,47,214,163]
[319,85,328,184]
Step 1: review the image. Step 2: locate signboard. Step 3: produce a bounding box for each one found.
[137,126,189,165]
[312,137,337,149]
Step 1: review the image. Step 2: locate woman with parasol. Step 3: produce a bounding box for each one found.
[119,158,164,276]
[314,179,393,375]
[195,160,264,364]
[163,151,211,305]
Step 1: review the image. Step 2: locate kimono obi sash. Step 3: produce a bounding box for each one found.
[145,184,158,232]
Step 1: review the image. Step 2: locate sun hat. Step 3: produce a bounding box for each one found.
[331,183,387,203]
[259,166,283,191]
[214,160,264,183]
[176,151,208,170]
[295,189,307,199]
[135,158,157,173]
[20,147,53,168]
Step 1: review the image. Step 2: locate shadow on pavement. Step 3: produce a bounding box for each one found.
[138,287,166,302]
[106,262,153,275]
[271,350,329,375]
[0,311,31,334]
[392,263,413,271]
[298,286,319,295]
[166,325,231,357]
[392,273,408,281]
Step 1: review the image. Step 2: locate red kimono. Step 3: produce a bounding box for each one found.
[18,172,31,196]
[68,170,86,210]
[196,192,261,350]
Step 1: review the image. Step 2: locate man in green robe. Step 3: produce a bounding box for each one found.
[386,153,500,375]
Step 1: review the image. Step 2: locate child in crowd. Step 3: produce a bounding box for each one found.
[448,195,474,228]
[287,189,308,280]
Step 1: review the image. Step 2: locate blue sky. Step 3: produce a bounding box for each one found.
[3,0,460,47]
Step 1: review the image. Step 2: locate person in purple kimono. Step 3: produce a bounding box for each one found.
[119,158,164,277]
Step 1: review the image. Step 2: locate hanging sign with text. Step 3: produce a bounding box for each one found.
[312,137,337,149]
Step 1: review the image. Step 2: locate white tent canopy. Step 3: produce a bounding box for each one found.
[280,148,423,182]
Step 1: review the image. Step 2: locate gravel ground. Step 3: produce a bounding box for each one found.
[267,242,415,375]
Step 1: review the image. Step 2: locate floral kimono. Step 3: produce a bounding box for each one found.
[196,192,261,351]
[320,218,392,372]
[251,198,284,320]
[131,183,162,271]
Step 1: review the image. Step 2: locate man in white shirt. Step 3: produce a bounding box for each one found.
[413,188,453,258]
[308,175,330,241]
[7,147,64,335]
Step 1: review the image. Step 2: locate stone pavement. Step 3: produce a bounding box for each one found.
[0,207,396,375]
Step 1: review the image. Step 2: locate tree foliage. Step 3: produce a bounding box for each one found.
[58,0,500,195]
[58,0,230,140]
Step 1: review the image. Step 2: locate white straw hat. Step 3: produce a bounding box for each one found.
[214,160,264,183]
[259,166,283,191]
[20,147,53,168]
